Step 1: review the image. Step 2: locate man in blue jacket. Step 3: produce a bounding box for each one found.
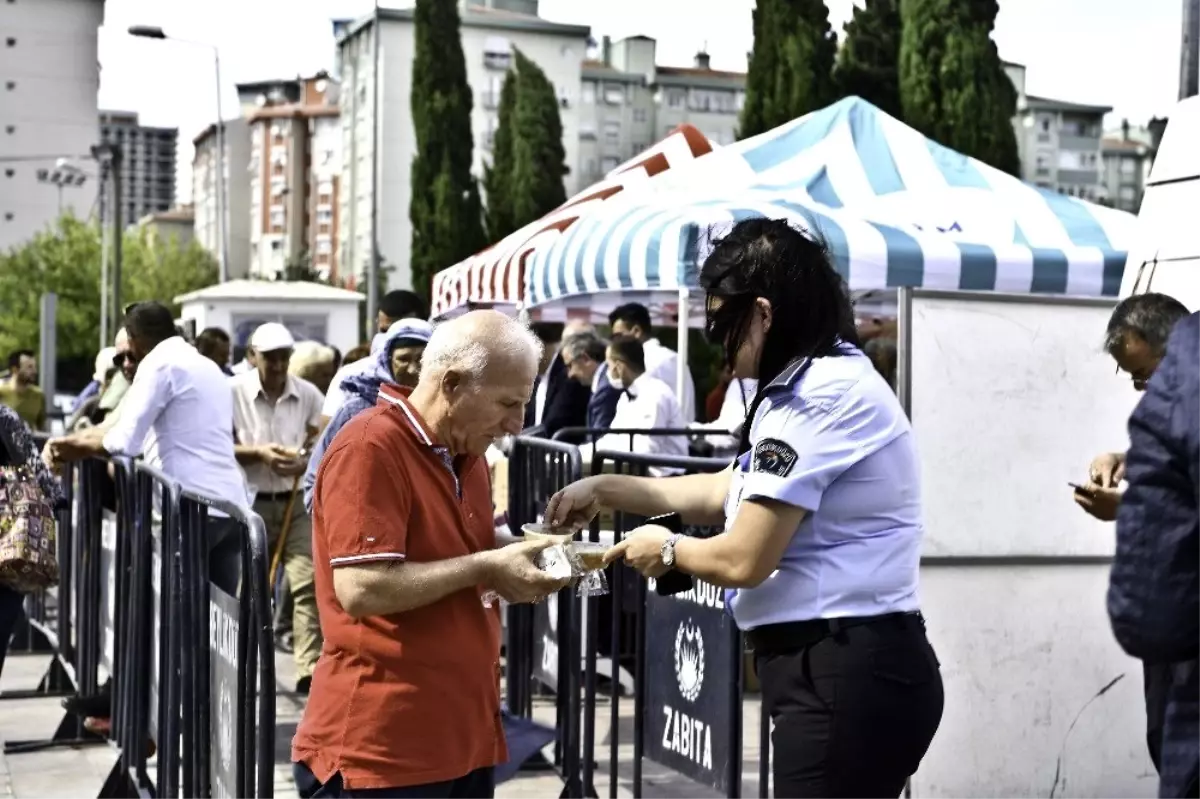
[1109,312,1199,799]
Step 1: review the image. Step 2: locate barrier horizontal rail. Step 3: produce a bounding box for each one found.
[2,450,275,799]
[551,426,733,458]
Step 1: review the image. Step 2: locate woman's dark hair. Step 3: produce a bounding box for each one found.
[699,218,859,454]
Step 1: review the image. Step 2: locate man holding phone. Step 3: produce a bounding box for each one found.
[1072,293,1190,781]
[1075,293,1189,522]
[231,322,325,693]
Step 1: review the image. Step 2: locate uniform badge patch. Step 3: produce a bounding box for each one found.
[753,438,798,477]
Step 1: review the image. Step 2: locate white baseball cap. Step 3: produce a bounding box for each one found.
[250,322,295,353]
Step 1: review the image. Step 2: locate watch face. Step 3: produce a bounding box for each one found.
[661,538,675,566]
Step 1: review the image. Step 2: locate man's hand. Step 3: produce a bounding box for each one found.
[603,524,672,578]
[1074,483,1121,522]
[484,539,571,604]
[1088,452,1126,488]
[43,436,93,470]
[545,477,603,531]
[260,444,304,476]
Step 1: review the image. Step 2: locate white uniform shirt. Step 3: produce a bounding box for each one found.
[102,336,247,508]
[724,347,923,630]
[230,372,324,495]
[642,338,696,423]
[579,373,688,473]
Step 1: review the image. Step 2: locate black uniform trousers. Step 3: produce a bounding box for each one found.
[751,612,944,798]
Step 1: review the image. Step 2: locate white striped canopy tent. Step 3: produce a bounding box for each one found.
[429,124,716,322]
[524,96,1138,320]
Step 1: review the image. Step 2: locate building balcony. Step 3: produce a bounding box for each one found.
[1057,168,1100,185]
[483,51,512,71]
[1058,133,1101,152]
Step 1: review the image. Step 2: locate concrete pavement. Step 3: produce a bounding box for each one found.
[1,649,769,798]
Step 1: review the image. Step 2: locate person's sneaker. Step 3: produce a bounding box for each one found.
[295,676,311,695]
[275,631,294,654]
[83,716,111,736]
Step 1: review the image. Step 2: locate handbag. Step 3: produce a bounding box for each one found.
[0,463,59,592]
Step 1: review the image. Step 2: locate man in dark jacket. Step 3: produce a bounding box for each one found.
[1109,312,1199,799]
[523,322,590,440]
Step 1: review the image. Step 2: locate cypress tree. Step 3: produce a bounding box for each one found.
[409,0,485,300]
[833,0,902,119]
[508,49,568,230]
[484,70,518,242]
[739,0,838,139]
[899,0,1020,174]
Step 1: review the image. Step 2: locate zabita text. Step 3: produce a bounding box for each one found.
[661,704,713,769]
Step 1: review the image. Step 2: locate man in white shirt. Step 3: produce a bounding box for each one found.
[230,322,325,693]
[45,301,248,592]
[579,335,688,473]
[608,302,696,422]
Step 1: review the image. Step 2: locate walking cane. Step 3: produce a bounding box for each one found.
[269,426,318,589]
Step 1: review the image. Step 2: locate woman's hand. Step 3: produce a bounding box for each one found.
[545,477,603,531]
[603,524,672,578]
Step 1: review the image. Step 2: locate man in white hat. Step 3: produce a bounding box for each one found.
[230,322,326,693]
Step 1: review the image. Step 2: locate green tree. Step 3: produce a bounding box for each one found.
[0,214,217,366]
[739,0,838,139]
[409,0,486,301]
[899,0,1020,174]
[833,0,902,119]
[508,48,568,231]
[484,69,518,242]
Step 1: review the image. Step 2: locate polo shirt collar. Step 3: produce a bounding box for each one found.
[377,383,440,447]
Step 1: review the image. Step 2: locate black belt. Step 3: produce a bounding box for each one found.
[746,611,924,656]
[256,491,295,502]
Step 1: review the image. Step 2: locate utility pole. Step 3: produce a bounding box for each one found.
[98,158,110,349]
[111,146,123,331]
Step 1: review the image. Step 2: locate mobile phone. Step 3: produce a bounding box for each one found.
[1068,481,1092,494]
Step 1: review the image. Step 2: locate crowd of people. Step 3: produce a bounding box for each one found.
[0,218,1194,798]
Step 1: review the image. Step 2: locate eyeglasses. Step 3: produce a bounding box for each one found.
[112,352,131,367]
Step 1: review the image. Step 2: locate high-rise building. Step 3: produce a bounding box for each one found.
[99,110,178,225]
[241,73,342,281]
[335,2,590,290]
[193,118,252,279]
[0,0,105,249]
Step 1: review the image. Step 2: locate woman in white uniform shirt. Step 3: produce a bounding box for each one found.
[547,218,943,798]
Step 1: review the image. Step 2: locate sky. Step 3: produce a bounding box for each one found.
[95,0,1185,200]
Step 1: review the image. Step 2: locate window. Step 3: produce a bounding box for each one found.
[603,119,621,145]
[318,179,334,195]
[483,36,512,70]
[600,156,619,173]
[316,239,333,255]
[270,209,285,228]
[632,108,647,123]
[579,123,596,140]
[603,84,624,105]
[317,208,333,224]
[582,82,596,104]
[1120,157,1136,177]
[585,158,596,176]
[667,89,685,108]
[1118,186,1136,202]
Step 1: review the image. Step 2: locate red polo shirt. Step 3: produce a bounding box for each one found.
[292,385,506,789]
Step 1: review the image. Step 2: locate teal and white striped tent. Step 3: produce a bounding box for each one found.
[524,96,1136,316]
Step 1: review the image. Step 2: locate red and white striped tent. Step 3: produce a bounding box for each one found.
[430,124,716,320]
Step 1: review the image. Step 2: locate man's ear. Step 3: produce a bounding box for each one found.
[440,369,465,399]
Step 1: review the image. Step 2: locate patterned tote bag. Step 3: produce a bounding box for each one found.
[0,409,60,593]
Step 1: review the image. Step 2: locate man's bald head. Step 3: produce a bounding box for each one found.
[412,310,542,455]
[420,310,542,388]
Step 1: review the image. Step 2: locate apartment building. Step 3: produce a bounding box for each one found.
[578,36,744,184]
[1101,122,1156,213]
[336,0,589,290]
[99,110,178,225]
[0,0,105,248]
[1005,62,1110,202]
[193,118,252,278]
[241,73,342,281]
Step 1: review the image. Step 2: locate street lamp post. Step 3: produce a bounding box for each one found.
[129,25,229,283]
[36,160,88,214]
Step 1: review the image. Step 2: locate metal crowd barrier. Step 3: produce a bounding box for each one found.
[504,439,776,798]
[1,452,275,799]
[551,427,728,458]
[504,433,585,797]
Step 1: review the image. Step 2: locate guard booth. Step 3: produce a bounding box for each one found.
[174,279,365,354]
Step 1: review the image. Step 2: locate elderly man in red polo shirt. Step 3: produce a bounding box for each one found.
[293,310,569,799]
